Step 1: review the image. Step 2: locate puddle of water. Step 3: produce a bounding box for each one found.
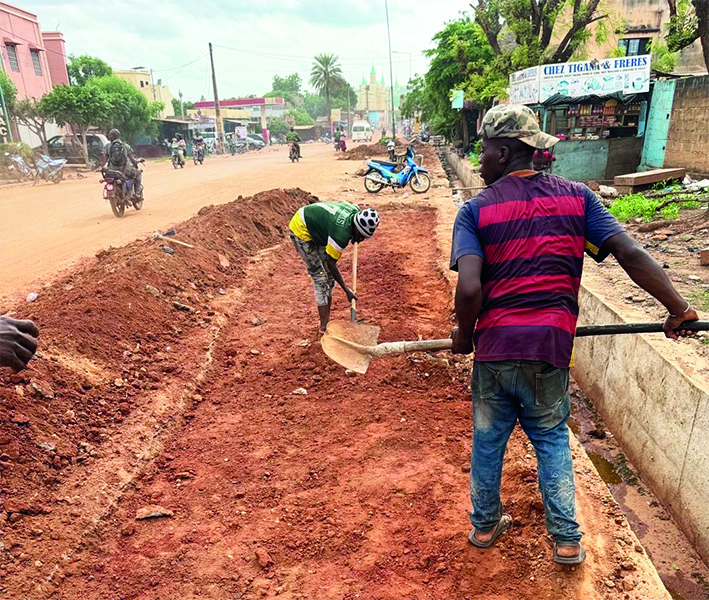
[586,450,623,485]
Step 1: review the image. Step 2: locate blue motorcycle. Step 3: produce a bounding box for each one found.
[33,153,66,185]
[363,146,431,194]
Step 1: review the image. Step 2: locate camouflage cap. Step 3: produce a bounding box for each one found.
[479,104,559,149]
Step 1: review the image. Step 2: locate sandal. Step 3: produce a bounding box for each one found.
[468,514,513,548]
[553,542,586,565]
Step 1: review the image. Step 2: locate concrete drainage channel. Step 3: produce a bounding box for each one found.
[441,146,709,600]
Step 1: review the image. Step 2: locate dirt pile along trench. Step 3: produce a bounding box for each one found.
[0,188,318,597]
[0,202,664,600]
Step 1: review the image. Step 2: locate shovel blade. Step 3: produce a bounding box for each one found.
[321,320,381,374]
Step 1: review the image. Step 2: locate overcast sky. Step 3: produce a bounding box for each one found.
[20,0,467,102]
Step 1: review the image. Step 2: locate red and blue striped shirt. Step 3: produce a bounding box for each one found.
[450,171,623,368]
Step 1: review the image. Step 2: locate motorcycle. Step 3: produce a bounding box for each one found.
[363,146,431,194]
[192,144,205,165]
[289,142,300,163]
[33,153,66,185]
[5,153,35,182]
[100,161,145,218]
[171,144,185,169]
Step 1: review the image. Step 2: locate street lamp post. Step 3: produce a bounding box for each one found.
[384,0,395,138]
[392,50,412,82]
[178,90,185,117]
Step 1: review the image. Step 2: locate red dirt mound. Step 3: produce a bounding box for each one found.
[341,143,388,161]
[0,188,315,534]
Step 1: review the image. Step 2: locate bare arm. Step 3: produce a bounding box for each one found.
[324,255,356,301]
[603,231,698,338]
[452,255,484,354]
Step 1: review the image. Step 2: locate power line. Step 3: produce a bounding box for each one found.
[212,43,418,65]
[152,52,208,73]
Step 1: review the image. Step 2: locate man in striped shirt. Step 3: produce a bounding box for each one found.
[451,105,697,564]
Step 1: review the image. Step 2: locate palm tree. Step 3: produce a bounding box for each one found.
[310,53,344,126]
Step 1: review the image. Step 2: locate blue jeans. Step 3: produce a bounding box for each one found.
[470,360,581,545]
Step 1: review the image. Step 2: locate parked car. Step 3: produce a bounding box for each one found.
[352,120,373,143]
[40,133,108,170]
[247,133,265,145]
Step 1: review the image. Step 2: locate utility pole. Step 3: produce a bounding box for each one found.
[149,68,157,102]
[209,42,225,154]
[384,0,396,138]
[346,86,351,139]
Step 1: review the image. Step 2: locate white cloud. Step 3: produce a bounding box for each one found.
[23,0,466,100]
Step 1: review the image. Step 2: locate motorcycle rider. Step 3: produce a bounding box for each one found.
[105,128,143,197]
[286,127,302,159]
[192,132,206,161]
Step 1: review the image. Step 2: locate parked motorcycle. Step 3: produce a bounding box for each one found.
[363,146,431,194]
[33,153,66,185]
[100,161,145,218]
[171,144,185,169]
[192,144,205,165]
[5,153,35,182]
[289,142,300,163]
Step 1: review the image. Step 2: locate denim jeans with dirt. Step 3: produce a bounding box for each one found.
[469,360,581,545]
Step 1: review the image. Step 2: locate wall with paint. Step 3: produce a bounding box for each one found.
[664,76,709,177]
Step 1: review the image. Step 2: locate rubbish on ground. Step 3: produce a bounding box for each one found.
[152,232,195,248]
[686,179,709,193]
[135,505,174,520]
[598,185,618,198]
[700,249,709,266]
[160,245,175,255]
[292,388,308,395]
[251,316,265,326]
[26,292,39,303]
[172,301,193,312]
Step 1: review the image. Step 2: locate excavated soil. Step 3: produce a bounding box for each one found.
[0,192,666,599]
[341,143,389,161]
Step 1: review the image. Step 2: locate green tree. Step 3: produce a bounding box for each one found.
[408,16,497,138]
[171,97,194,116]
[303,91,327,119]
[472,0,609,66]
[88,75,163,142]
[272,73,302,95]
[0,71,17,111]
[14,98,52,152]
[310,53,345,125]
[42,85,111,165]
[287,107,315,126]
[330,82,358,111]
[67,54,113,87]
[268,119,290,137]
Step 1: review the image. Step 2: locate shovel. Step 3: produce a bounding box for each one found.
[350,243,358,322]
[321,320,709,374]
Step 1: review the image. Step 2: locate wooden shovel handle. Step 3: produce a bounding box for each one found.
[350,243,358,322]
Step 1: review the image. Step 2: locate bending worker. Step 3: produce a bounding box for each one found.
[450,104,697,565]
[289,201,380,333]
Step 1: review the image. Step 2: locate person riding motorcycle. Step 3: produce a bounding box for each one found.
[171,134,187,165]
[105,128,143,197]
[192,133,206,160]
[286,127,301,158]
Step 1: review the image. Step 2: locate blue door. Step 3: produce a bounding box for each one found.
[640,80,676,170]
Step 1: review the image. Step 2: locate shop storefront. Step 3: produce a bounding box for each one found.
[509,56,652,181]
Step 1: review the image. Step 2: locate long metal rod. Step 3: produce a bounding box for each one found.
[384,0,396,138]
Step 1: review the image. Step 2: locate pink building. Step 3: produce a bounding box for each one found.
[0,2,68,100]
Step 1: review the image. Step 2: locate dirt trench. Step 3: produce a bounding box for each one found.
[0,189,668,599]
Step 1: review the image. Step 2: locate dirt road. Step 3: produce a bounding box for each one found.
[0,144,351,301]
[0,147,671,599]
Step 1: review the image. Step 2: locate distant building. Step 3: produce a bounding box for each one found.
[571,0,705,74]
[0,2,68,144]
[114,69,175,119]
[0,2,68,99]
[356,66,407,129]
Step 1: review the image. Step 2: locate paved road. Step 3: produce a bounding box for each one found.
[0,143,353,301]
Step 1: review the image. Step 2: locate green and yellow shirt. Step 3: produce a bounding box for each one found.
[289,201,359,260]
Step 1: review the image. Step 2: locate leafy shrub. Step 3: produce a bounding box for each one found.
[609,192,701,222]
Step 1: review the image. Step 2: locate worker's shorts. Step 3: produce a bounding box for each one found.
[290,234,334,306]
